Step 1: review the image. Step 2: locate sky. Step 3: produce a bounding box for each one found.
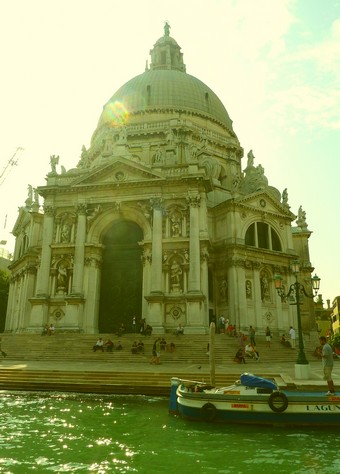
[0,0,339,304]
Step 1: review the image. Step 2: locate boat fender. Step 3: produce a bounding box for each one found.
[268,392,288,413]
[201,403,217,421]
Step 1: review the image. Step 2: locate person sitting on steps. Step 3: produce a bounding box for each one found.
[93,338,104,352]
[104,339,114,352]
[234,348,246,364]
[245,343,259,360]
[176,324,184,336]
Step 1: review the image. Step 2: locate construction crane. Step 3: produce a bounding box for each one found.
[0,147,24,186]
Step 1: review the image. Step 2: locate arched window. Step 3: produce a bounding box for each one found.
[245,222,282,251]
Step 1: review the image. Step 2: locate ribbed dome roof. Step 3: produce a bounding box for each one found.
[97,69,233,130]
[93,24,234,134]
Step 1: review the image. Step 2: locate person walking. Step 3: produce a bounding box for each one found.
[249,326,256,345]
[150,338,161,365]
[289,326,296,349]
[319,336,335,395]
[132,315,137,333]
[265,326,271,348]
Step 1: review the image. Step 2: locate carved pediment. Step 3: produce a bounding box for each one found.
[11,207,32,236]
[71,157,165,187]
[235,191,295,219]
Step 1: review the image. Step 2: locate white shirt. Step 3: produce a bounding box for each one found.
[289,328,296,340]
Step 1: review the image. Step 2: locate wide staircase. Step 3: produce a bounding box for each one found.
[0,332,320,395]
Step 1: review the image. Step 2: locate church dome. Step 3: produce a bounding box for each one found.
[94,23,234,137]
[97,69,233,130]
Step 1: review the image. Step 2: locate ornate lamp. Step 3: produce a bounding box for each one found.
[274,261,320,366]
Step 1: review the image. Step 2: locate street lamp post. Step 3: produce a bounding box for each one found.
[274,260,320,377]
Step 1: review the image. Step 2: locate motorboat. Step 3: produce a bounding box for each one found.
[169,373,340,426]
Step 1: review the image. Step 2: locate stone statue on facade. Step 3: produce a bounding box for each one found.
[27,184,33,202]
[118,126,127,144]
[246,280,252,299]
[170,260,182,292]
[240,158,268,194]
[166,128,175,146]
[77,145,91,168]
[247,149,255,167]
[24,184,33,208]
[260,275,270,301]
[49,155,59,173]
[153,146,164,163]
[60,223,71,243]
[170,213,181,237]
[164,21,170,37]
[282,188,289,207]
[296,205,308,228]
[57,263,68,290]
[190,143,198,160]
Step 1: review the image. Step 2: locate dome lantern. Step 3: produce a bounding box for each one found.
[149,22,186,72]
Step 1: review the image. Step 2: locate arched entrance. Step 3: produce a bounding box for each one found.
[99,220,143,333]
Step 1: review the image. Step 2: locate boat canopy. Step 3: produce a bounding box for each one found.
[240,373,277,390]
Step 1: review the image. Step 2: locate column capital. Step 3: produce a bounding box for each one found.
[76,203,87,215]
[43,205,55,217]
[150,197,163,211]
[186,194,201,208]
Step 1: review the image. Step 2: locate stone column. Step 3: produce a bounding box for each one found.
[200,246,209,324]
[82,255,102,333]
[5,277,18,331]
[35,205,55,296]
[71,204,87,295]
[228,261,246,331]
[187,194,201,293]
[28,206,55,329]
[150,198,163,294]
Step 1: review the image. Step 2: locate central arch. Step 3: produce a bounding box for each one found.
[98,220,143,333]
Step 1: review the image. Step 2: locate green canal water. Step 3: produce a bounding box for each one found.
[0,392,339,473]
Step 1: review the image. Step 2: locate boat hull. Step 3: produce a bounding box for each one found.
[171,377,340,427]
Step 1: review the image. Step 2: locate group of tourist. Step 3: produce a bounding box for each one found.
[41,324,55,336]
[131,340,145,354]
[279,326,297,349]
[149,337,177,365]
[231,326,336,396]
[137,318,153,336]
[92,338,122,352]
[217,315,236,336]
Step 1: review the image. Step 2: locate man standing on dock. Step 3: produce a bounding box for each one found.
[319,336,335,395]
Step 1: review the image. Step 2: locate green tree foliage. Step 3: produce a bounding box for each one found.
[0,269,10,331]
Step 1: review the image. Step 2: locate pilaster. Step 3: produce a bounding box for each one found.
[187,193,201,292]
[71,204,87,295]
[35,205,55,297]
[150,198,163,294]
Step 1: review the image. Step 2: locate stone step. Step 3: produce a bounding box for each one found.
[0,368,264,395]
[0,333,318,365]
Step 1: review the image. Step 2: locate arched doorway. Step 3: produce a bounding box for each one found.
[99,220,143,333]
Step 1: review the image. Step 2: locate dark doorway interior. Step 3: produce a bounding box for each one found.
[99,221,143,333]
